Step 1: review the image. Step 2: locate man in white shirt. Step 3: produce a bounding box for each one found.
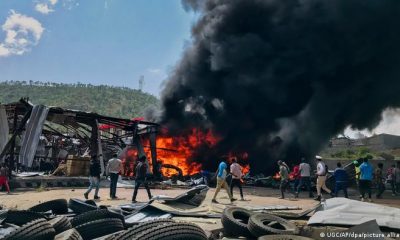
[230,158,244,200]
[106,153,123,199]
[314,155,334,201]
[295,157,313,198]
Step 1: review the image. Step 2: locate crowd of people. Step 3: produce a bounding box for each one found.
[83,153,152,203]
[81,154,400,203]
[3,150,400,204]
[276,155,400,202]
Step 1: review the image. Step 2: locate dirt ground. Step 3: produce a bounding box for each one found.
[1,185,399,210]
[1,185,400,237]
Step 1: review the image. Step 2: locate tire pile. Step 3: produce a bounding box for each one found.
[0,198,207,240]
[221,207,312,240]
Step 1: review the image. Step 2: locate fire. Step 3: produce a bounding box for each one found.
[121,128,250,178]
[145,128,211,176]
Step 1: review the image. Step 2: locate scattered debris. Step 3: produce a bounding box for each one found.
[338,220,386,240]
[0,197,209,240]
[153,185,208,207]
[308,198,400,230]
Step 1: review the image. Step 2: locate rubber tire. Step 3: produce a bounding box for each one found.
[114,219,175,240]
[258,235,314,240]
[75,218,124,240]
[221,207,254,237]
[55,229,83,240]
[29,199,69,214]
[102,230,125,240]
[248,213,299,237]
[131,222,207,240]
[70,209,125,228]
[68,198,98,214]
[49,216,72,234]
[3,219,56,240]
[84,200,97,206]
[4,210,47,226]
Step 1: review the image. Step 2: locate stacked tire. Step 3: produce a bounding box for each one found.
[0,198,207,240]
[2,219,56,240]
[49,217,73,234]
[70,209,125,240]
[221,207,299,238]
[75,218,124,240]
[3,210,47,226]
[29,199,69,214]
[107,219,207,240]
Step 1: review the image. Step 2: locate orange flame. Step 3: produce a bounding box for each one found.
[121,128,249,177]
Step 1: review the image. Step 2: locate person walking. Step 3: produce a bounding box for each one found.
[296,158,313,198]
[359,157,373,202]
[292,163,301,193]
[0,163,10,194]
[333,162,348,198]
[106,153,122,199]
[84,155,101,200]
[132,156,152,203]
[230,158,244,201]
[354,159,362,199]
[278,160,290,199]
[387,164,396,196]
[394,162,400,195]
[314,156,334,201]
[212,160,236,203]
[375,163,385,199]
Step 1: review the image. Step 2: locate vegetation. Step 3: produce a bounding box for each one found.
[0,81,159,119]
[327,147,400,160]
[329,147,373,159]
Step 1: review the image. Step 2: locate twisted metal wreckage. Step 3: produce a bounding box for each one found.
[0,98,160,177]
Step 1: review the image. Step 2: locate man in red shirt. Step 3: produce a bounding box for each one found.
[0,163,10,194]
[292,163,301,193]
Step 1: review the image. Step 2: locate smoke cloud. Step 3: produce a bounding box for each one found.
[158,0,400,173]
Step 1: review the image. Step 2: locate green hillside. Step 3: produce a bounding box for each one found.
[0,81,159,119]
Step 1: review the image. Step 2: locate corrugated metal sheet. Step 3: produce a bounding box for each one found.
[19,105,49,167]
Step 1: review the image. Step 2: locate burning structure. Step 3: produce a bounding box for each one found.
[0,99,161,177]
[0,99,244,179]
[154,0,400,174]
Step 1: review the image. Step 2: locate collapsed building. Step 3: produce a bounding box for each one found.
[0,98,162,179]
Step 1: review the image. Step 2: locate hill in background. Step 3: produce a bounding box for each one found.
[321,134,400,160]
[0,81,159,119]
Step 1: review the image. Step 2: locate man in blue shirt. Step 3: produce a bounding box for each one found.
[334,162,348,198]
[359,157,373,202]
[212,160,236,203]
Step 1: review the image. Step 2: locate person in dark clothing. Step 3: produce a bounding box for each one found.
[132,156,152,203]
[334,162,348,198]
[84,155,101,200]
[106,153,123,199]
[375,163,385,199]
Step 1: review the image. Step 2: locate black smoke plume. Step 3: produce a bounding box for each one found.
[158,0,400,173]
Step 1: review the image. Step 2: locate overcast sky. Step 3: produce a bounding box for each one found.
[0,0,197,96]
